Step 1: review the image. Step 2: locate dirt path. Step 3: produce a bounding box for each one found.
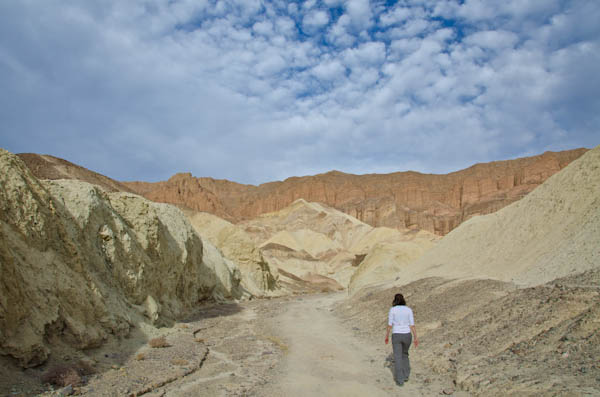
[24,293,449,396]
[255,292,427,396]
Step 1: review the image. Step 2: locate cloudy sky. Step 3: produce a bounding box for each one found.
[1,0,598,184]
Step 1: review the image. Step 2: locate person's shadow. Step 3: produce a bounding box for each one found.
[384,352,395,377]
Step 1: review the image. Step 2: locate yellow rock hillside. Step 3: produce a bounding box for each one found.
[239,199,439,289]
[0,149,244,368]
[185,210,279,297]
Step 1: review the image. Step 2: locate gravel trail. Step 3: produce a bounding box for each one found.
[255,292,427,396]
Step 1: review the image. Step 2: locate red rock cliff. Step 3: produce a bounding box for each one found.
[123,148,588,235]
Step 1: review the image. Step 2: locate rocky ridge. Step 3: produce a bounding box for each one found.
[122,148,587,235]
[380,144,600,288]
[238,199,439,289]
[17,153,136,194]
[0,148,270,369]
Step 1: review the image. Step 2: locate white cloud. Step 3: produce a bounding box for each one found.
[302,10,330,32]
[302,0,318,11]
[253,20,273,36]
[345,0,373,31]
[457,0,497,21]
[464,30,519,50]
[255,52,286,76]
[327,14,355,47]
[275,16,296,37]
[343,41,386,67]
[311,59,346,82]
[388,18,432,39]
[0,0,598,184]
[380,7,412,27]
[287,3,298,15]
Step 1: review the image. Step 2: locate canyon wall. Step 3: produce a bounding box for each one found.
[378,144,600,288]
[122,149,587,235]
[0,149,249,368]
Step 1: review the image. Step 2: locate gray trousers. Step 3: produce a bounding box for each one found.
[392,333,412,384]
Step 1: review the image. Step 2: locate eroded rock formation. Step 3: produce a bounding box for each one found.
[377,145,600,288]
[237,199,438,289]
[121,149,587,235]
[0,149,247,367]
[17,153,136,193]
[184,210,279,297]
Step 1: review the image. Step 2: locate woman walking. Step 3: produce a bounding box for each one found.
[385,293,418,386]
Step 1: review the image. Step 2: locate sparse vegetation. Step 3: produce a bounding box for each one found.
[76,359,96,376]
[41,361,96,387]
[149,336,170,348]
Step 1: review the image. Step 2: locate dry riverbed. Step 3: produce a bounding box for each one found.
[11,271,597,397]
[3,292,459,396]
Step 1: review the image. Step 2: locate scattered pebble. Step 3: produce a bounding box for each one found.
[58,385,74,396]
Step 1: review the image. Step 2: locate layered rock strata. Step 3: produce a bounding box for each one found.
[122,149,587,235]
[0,149,247,368]
[17,153,136,193]
[379,145,600,288]
[238,199,439,288]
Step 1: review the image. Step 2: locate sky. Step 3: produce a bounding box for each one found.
[1,0,599,185]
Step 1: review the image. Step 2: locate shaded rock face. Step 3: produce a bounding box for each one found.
[347,231,437,295]
[185,210,279,297]
[0,149,241,368]
[122,149,587,235]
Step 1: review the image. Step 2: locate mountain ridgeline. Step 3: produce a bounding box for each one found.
[119,149,587,235]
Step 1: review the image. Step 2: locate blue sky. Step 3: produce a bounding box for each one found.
[1,0,598,184]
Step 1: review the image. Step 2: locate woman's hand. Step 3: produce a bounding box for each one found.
[410,325,418,348]
[385,325,392,344]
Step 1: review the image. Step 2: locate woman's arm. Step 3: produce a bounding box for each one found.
[385,325,392,344]
[410,325,419,347]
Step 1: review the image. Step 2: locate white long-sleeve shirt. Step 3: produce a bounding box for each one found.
[388,305,414,334]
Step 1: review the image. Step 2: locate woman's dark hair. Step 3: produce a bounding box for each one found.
[392,293,406,306]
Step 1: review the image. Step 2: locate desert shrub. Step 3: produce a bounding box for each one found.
[76,359,96,376]
[41,360,95,387]
[42,365,83,387]
[149,336,170,348]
